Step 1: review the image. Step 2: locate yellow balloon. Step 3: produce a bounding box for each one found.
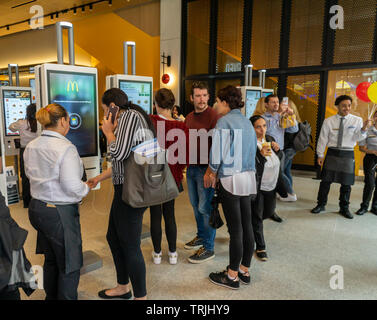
[367,82,377,104]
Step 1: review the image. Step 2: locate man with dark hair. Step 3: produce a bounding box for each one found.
[262,94,299,222]
[184,81,220,263]
[311,95,371,219]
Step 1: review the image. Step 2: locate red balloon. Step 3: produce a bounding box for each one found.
[162,74,170,84]
[356,82,371,102]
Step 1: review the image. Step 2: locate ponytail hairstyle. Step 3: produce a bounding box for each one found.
[26,103,37,133]
[36,103,68,129]
[101,88,156,136]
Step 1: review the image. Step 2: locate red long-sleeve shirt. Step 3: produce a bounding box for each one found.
[150,115,189,186]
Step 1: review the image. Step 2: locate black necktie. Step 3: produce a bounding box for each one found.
[337,117,345,148]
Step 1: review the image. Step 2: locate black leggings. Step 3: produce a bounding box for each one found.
[219,183,254,272]
[106,185,147,298]
[252,189,276,250]
[150,199,177,253]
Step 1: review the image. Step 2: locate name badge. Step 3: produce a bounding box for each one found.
[332,128,339,131]
[46,203,56,208]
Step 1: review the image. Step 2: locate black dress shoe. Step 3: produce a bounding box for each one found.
[339,209,353,219]
[98,289,132,300]
[311,205,325,214]
[270,213,283,223]
[355,208,368,215]
[371,208,377,215]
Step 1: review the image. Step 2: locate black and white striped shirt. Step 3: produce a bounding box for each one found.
[110,109,148,185]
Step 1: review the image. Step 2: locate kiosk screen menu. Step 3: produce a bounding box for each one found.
[47,70,98,157]
[2,90,31,136]
[119,80,152,114]
[245,89,261,119]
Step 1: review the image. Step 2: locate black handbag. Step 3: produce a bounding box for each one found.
[209,187,224,229]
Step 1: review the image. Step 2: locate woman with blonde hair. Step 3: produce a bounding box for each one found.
[253,97,267,116]
[279,98,302,202]
[24,103,91,300]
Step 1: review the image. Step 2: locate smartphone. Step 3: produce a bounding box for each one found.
[107,105,119,124]
[282,97,288,105]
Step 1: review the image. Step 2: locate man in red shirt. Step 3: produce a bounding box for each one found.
[184,81,219,263]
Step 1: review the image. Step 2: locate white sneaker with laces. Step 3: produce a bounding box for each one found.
[168,251,178,265]
[280,193,297,202]
[152,251,162,264]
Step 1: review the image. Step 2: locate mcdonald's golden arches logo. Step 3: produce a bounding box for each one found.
[67,80,79,92]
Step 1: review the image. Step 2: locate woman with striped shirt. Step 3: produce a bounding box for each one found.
[87,88,153,300]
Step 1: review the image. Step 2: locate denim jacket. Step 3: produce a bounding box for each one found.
[209,109,257,178]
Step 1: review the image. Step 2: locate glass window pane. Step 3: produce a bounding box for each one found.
[215,79,241,94]
[251,0,282,69]
[334,0,376,64]
[216,0,243,73]
[288,0,324,67]
[287,74,320,166]
[326,68,377,175]
[186,0,211,76]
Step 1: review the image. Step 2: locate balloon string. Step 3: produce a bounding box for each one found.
[369,104,377,119]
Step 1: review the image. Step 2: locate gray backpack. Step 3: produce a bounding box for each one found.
[293,121,313,152]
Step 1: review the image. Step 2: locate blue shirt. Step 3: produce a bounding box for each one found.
[262,112,299,149]
[209,109,257,178]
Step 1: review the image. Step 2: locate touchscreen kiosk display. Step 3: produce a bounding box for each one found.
[119,80,152,114]
[2,90,31,136]
[47,70,98,157]
[245,89,261,119]
[262,91,272,98]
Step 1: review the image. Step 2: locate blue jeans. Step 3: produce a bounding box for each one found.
[282,148,296,194]
[186,166,216,252]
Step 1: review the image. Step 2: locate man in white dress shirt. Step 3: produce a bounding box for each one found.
[311,95,371,219]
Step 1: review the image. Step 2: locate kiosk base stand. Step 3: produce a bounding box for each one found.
[6,167,19,205]
[80,251,103,275]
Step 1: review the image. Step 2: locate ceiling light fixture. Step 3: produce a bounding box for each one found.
[82,5,85,12]
[89,4,93,11]
[108,0,112,6]
[73,7,77,15]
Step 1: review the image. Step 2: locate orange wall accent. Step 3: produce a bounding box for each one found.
[71,12,160,99]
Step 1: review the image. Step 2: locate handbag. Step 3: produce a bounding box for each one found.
[209,187,224,229]
[121,113,179,208]
[279,114,296,129]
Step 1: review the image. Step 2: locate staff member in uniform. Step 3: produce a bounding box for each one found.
[9,103,38,208]
[356,110,377,215]
[311,95,370,219]
[24,103,91,300]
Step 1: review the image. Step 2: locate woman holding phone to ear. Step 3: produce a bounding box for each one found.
[87,88,154,300]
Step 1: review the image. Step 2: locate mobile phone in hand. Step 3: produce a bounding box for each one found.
[282,97,288,105]
[107,105,119,124]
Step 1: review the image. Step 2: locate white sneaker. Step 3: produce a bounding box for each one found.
[276,194,282,200]
[152,251,162,264]
[168,251,178,265]
[279,193,297,202]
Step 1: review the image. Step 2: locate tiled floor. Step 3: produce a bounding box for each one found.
[12,174,377,300]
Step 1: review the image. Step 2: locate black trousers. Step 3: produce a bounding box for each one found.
[219,183,254,271]
[317,181,351,210]
[107,185,147,298]
[28,199,80,300]
[361,154,377,210]
[150,199,177,253]
[20,148,31,208]
[252,189,276,250]
[0,288,20,300]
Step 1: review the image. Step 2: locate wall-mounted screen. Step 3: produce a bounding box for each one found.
[245,89,261,119]
[119,80,152,114]
[2,89,31,136]
[47,70,98,157]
